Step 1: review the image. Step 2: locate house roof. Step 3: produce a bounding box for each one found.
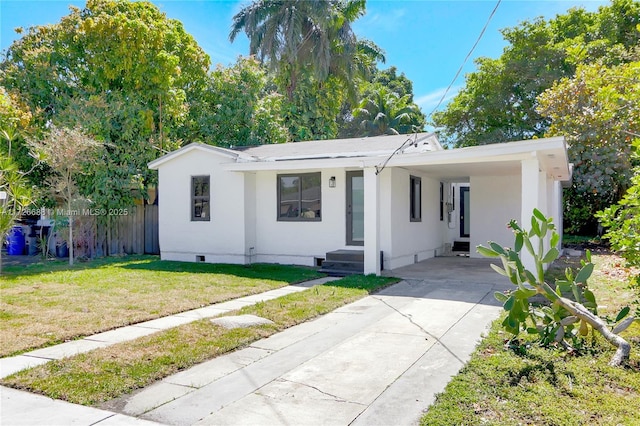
[383,136,571,182]
[148,133,571,182]
[225,136,571,182]
[236,132,442,161]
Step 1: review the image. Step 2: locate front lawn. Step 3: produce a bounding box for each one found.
[421,253,640,425]
[1,275,398,405]
[0,256,322,357]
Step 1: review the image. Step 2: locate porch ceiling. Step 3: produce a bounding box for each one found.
[402,160,520,181]
[385,136,571,181]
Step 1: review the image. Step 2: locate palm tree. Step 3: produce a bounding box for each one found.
[354,86,423,136]
[229,0,371,100]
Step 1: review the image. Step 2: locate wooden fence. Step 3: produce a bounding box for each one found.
[74,204,159,257]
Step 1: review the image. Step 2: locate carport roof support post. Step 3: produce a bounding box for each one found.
[521,157,542,272]
[364,167,381,275]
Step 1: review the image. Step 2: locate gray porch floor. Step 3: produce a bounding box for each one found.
[384,255,510,288]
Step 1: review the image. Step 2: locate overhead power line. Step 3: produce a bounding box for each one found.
[375,0,502,176]
[427,0,502,119]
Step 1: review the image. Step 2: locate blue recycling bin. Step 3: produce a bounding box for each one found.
[7,226,25,255]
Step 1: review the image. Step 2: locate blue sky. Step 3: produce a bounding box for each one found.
[1,0,608,116]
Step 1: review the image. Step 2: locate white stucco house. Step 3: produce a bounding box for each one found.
[148,132,571,275]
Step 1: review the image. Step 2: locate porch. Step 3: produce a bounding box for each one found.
[383,256,510,288]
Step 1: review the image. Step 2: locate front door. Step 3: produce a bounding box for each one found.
[460,186,470,238]
[346,171,364,246]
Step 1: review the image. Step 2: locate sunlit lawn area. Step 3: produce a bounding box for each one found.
[421,253,640,425]
[1,275,398,406]
[0,255,322,357]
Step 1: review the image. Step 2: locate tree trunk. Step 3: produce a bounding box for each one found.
[287,69,297,101]
[556,296,631,366]
[68,201,74,266]
[159,95,163,152]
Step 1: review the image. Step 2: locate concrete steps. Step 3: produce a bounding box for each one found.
[452,241,470,252]
[319,249,364,276]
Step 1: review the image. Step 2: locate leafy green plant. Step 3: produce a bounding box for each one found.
[0,153,32,274]
[477,209,634,366]
[597,139,640,275]
[29,125,103,266]
[597,138,640,319]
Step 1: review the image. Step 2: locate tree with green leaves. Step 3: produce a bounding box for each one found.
[367,66,415,101]
[230,0,364,100]
[337,66,425,138]
[189,57,289,147]
[597,138,640,286]
[538,59,640,233]
[1,0,211,211]
[0,87,36,178]
[354,86,424,136]
[29,126,103,266]
[433,0,640,148]
[230,0,384,140]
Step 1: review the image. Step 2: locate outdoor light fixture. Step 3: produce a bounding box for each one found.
[329,176,336,188]
[0,191,6,205]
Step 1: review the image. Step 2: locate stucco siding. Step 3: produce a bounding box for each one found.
[378,169,393,267]
[151,137,569,275]
[253,168,346,266]
[157,150,246,263]
[386,168,443,270]
[469,175,521,257]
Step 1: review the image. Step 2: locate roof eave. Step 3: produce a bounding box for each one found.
[224,136,570,180]
[148,142,242,170]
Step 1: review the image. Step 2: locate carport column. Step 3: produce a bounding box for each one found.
[521,157,540,271]
[363,167,381,275]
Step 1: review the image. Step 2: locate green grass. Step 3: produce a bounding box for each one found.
[0,274,398,405]
[420,254,640,425]
[0,255,322,356]
[562,234,604,245]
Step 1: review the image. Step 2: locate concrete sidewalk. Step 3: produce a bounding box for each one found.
[106,277,505,426]
[0,386,163,426]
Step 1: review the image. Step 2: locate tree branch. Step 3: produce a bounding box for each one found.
[556,296,631,366]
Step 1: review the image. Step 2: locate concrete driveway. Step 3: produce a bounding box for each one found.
[104,257,508,426]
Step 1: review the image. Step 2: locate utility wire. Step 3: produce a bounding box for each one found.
[374,0,502,176]
[375,133,417,175]
[376,0,502,175]
[427,0,502,119]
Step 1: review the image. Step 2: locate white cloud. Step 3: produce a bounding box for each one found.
[356,8,407,33]
[415,85,462,116]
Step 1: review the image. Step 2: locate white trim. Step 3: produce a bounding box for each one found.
[223,137,570,181]
[148,143,244,170]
